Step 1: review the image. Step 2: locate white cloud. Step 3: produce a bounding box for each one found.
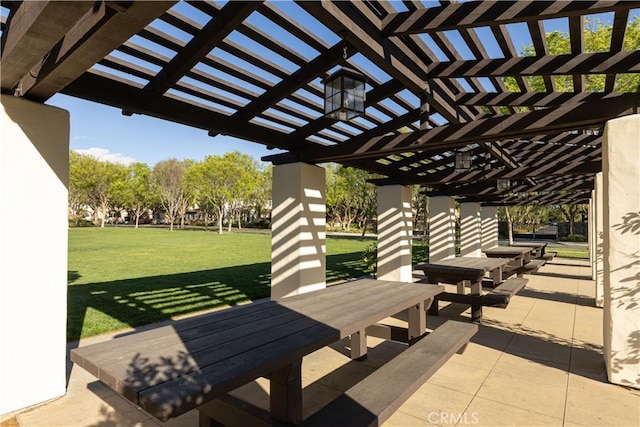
[74,147,136,166]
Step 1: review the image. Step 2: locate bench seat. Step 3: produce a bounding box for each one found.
[542,251,557,261]
[489,277,528,307]
[303,321,478,427]
[502,260,546,279]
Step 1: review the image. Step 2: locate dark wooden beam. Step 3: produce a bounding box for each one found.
[0,1,96,92]
[427,51,640,79]
[232,43,345,122]
[270,94,637,164]
[383,1,640,35]
[61,71,293,149]
[456,92,637,108]
[375,157,600,187]
[15,1,176,102]
[145,1,261,94]
[296,1,465,124]
[569,15,584,92]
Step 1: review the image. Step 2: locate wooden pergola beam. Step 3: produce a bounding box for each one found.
[61,71,294,150]
[268,94,637,164]
[382,1,640,35]
[0,1,96,92]
[456,92,637,108]
[13,1,176,102]
[428,51,640,79]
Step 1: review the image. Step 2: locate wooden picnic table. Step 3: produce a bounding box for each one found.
[70,278,443,425]
[509,241,547,258]
[415,257,515,321]
[422,256,513,287]
[483,246,533,266]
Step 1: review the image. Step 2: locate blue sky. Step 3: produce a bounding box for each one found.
[36,2,636,167]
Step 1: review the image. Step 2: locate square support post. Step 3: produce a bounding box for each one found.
[594,172,604,307]
[271,163,326,299]
[460,202,482,257]
[589,193,595,280]
[1,96,69,414]
[481,206,499,251]
[429,196,456,262]
[377,185,413,282]
[602,114,640,389]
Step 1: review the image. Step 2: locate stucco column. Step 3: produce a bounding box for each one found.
[589,193,595,280]
[481,206,499,251]
[594,172,604,307]
[377,185,413,282]
[271,163,326,299]
[602,114,640,389]
[460,202,482,257]
[429,196,456,262]
[1,96,69,414]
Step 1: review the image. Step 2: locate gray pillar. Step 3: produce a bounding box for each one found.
[429,196,456,262]
[377,185,413,282]
[481,206,499,251]
[595,172,604,307]
[460,202,482,257]
[1,96,69,414]
[271,163,326,299]
[602,114,640,389]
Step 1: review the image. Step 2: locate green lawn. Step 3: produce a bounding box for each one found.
[68,227,375,341]
[546,245,589,259]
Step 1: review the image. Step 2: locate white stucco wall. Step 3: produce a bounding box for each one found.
[429,196,456,262]
[271,162,326,299]
[602,114,640,389]
[481,206,498,251]
[460,202,482,257]
[377,185,413,282]
[1,95,69,414]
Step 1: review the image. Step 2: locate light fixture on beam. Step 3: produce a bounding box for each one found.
[323,47,366,121]
[497,178,511,190]
[455,150,471,171]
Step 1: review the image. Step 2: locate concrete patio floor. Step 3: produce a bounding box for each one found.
[4,258,639,427]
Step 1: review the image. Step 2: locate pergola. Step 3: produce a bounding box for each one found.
[1,0,639,416]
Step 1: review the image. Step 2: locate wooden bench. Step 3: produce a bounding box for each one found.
[488,277,528,307]
[302,320,478,427]
[542,251,557,261]
[502,259,546,279]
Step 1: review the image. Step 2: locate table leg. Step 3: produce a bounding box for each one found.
[350,329,368,360]
[408,300,426,341]
[270,359,303,424]
[492,267,502,285]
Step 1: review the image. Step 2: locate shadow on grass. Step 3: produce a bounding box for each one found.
[68,252,370,342]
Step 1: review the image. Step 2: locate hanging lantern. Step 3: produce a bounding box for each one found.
[455,151,471,170]
[323,66,366,121]
[497,178,511,190]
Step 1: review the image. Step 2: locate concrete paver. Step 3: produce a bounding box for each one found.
[5,258,639,427]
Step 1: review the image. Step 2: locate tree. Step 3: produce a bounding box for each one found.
[326,164,376,232]
[152,159,189,231]
[110,162,154,228]
[558,204,587,235]
[505,16,640,93]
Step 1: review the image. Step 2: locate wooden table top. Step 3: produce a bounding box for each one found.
[484,247,533,257]
[70,278,443,421]
[510,242,547,249]
[422,256,512,271]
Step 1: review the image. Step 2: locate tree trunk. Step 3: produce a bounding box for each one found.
[505,207,514,245]
[218,209,223,234]
[204,212,208,231]
[361,217,369,237]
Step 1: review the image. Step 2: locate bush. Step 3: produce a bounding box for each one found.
[361,242,377,273]
[69,218,95,227]
[559,234,587,242]
[244,219,271,229]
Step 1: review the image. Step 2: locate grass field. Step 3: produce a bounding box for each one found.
[68,227,382,341]
[68,228,584,341]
